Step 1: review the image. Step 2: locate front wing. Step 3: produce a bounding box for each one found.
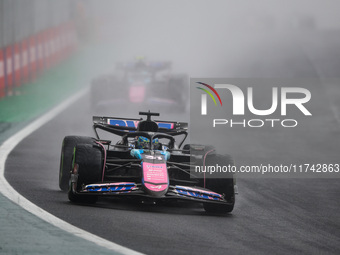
[76,182,232,205]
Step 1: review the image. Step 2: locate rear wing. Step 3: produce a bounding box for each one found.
[116,61,172,72]
[92,116,188,147]
[93,116,188,133]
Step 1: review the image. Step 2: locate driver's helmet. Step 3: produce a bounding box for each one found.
[136,136,160,149]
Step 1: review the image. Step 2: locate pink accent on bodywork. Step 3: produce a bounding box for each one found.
[176,186,222,197]
[95,141,107,182]
[143,162,168,192]
[86,182,136,187]
[144,183,168,191]
[129,84,145,103]
[106,119,175,130]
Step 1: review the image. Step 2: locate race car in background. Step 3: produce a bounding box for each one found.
[91,58,188,113]
[59,111,236,214]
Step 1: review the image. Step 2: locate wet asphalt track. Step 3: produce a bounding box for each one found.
[5,32,340,254]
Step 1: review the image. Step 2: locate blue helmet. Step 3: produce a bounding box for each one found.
[136,136,159,149]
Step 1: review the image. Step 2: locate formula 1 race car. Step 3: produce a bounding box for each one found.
[90,58,188,113]
[59,111,235,214]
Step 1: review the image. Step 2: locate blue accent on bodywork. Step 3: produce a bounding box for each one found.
[160,151,170,161]
[130,149,170,161]
[85,183,137,192]
[107,118,173,130]
[175,189,219,200]
[157,123,172,129]
[174,186,223,201]
[130,149,144,159]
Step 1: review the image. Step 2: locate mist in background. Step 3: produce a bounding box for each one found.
[1,0,340,140]
[81,0,340,77]
[1,0,340,90]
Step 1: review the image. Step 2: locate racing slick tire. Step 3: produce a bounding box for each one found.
[202,154,235,214]
[68,143,103,204]
[59,136,94,191]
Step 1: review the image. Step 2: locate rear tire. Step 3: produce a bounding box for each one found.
[203,154,235,214]
[59,136,94,191]
[68,144,103,204]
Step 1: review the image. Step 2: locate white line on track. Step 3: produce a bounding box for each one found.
[0,88,143,255]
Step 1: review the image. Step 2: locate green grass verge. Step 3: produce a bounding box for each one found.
[0,45,101,123]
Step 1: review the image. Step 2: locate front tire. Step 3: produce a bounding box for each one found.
[59,136,94,191]
[68,143,103,204]
[203,154,235,214]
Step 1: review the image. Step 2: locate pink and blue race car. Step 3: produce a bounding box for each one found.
[90,59,188,113]
[59,111,236,214]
